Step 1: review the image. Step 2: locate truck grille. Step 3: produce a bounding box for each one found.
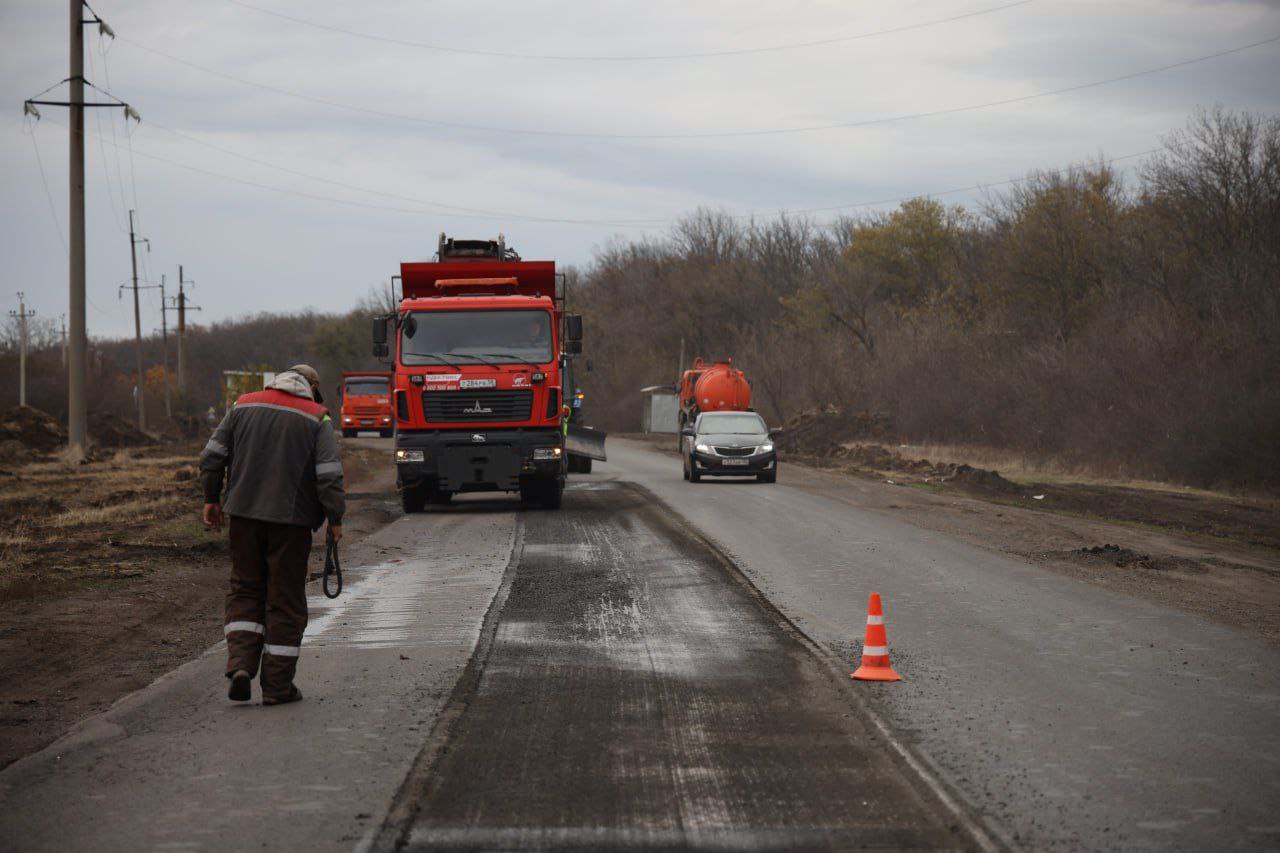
[422,390,533,423]
[714,446,756,457]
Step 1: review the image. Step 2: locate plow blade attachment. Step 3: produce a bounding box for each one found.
[566,424,608,461]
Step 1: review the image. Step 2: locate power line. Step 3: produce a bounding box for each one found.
[221,0,1035,61]
[54,111,1167,229]
[23,118,68,256]
[118,34,1280,140]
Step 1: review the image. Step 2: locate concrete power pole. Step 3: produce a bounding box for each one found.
[159,274,171,417]
[23,2,135,458]
[9,293,36,407]
[127,209,147,431]
[176,266,200,404]
[68,0,87,454]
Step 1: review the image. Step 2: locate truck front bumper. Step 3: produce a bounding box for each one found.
[395,428,565,492]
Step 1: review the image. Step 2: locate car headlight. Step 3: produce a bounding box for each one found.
[695,443,711,454]
[395,449,425,462]
[532,447,563,460]
[758,442,774,453]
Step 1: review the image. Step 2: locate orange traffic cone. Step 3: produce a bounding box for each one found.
[851,592,902,682]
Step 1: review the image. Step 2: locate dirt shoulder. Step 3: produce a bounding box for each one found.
[0,436,395,769]
[620,432,1280,642]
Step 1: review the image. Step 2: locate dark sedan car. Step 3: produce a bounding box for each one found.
[681,411,780,483]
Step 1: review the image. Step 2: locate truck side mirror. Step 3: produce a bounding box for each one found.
[769,428,783,437]
[373,343,389,358]
[566,314,583,343]
[564,340,583,355]
[372,317,387,345]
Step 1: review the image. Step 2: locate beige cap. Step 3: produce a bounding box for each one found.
[287,364,323,403]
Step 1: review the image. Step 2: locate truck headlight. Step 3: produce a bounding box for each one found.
[532,447,562,460]
[758,442,774,453]
[395,449,425,462]
[695,443,711,454]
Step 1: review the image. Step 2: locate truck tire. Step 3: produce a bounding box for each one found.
[567,455,581,474]
[540,481,563,510]
[401,482,427,513]
[380,429,393,438]
[579,457,593,474]
[430,488,454,505]
[342,428,357,438]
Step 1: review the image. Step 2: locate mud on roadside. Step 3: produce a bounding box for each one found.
[0,436,396,769]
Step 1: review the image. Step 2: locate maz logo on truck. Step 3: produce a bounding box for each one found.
[463,400,494,415]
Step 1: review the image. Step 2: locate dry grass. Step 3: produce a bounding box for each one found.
[0,441,210,602]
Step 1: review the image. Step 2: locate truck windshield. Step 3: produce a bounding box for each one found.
[698,412,767,434]
[401,310,553,365]
[345,378,388,396]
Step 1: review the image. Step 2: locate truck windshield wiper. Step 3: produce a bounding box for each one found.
[409,353,461,371]
[444,352,502,370]
[476,352,540,367]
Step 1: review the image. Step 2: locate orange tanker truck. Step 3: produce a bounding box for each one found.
[676,357,752,435]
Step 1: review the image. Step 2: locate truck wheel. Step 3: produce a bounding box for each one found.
[430,488,454,505]
[567,455,580,474]
[540,480,564,510]
[401,482,427,513]
[380,429,393,438]
[579,457,592,474]
[342,428,356,438]
[757,469,776,484]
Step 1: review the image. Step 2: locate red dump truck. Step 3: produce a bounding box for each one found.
[677,357,753,435]
[373,234,605,512]
[337,371,393,437]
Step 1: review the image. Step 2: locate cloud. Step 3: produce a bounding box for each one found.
[2,0,1277,339]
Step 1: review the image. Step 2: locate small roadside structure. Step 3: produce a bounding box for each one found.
[640,386,678,434]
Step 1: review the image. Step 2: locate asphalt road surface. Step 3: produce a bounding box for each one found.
[1,437,1276,851]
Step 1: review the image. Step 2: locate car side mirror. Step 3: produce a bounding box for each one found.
[681,427,694,437]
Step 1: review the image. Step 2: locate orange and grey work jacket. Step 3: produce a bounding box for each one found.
[199,374,345,529]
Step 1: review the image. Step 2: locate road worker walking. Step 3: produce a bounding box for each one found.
[199,364,345,705]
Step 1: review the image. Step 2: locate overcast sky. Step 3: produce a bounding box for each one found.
[2,0,1277,340]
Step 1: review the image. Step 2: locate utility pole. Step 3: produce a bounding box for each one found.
[127,209,148,431]
[158,274,171,417]
[173,266,202,407]
[68,0,86,453]
[23,2,135,459]
[9,293,36,407]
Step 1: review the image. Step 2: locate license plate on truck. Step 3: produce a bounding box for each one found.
[722,458,748,466]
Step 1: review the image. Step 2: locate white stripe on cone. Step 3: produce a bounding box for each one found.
[862,645,889,657]
[866,615,884,625]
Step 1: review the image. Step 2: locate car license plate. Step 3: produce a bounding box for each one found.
[722,458,749,466]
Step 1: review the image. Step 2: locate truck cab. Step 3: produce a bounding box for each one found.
[337,371,393,437]
[376,235,582,512]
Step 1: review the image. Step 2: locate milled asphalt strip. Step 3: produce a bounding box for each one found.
[393,482,972,850]
[637,483,1006,853]
[368,517,525,853]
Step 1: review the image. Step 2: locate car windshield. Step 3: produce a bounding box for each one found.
[401,310,553,365]
[698,412,767,434]
[344,378,388,396]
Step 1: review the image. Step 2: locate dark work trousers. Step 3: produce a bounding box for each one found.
[224,516,313,699]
